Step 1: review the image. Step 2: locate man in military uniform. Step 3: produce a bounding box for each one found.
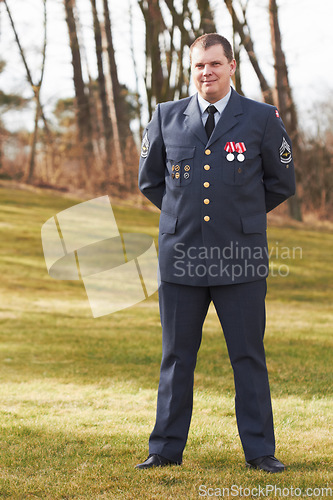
[136,33,295,473]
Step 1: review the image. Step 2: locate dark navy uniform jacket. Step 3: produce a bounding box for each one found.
[139,88,296,286]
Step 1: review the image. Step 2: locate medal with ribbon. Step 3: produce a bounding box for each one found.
[224,142,247,162]
[235,142,246,162]
[224,142,236,161]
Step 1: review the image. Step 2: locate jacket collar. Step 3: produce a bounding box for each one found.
[183,88,243,147]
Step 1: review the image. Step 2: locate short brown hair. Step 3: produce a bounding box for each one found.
[190,33,234,63]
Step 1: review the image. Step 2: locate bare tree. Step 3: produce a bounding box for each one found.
[232,31,243,95]
[139,0,215,116]
[163,0,196,46]
[100,22,124,185]
[138,0,166,117]
[103,0,133,145]
[64,0,94,182]
[90,0,113,173]
[74,8,104,169]
[197,0,216,33]
[129,0,143,138]
[269,0,302,220]
[224,0,274,104]
[3,0,49,183]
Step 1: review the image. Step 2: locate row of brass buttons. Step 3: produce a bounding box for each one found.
[204,158,210,220]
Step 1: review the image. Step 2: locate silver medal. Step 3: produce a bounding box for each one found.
[226,153,235,161]
[237,153,245,162]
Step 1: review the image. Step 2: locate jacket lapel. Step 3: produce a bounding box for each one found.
[183,95,207,145]
[207,88,243,147]
[183,89,244,147]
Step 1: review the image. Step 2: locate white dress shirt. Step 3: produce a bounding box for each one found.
[197,88,232,127]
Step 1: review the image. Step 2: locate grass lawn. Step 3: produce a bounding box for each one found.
[0,184,332,499]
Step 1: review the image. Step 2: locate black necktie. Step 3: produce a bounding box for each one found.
[205,105,217,139]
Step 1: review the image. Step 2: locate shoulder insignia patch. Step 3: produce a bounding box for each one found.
[141,132,149,158]
[275,109,280,118]
[279,137,292,164]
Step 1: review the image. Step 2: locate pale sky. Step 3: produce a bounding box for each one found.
[1,0,332,133]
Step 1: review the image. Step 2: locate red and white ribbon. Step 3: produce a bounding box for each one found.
[225,142,246,153]
[224,142,236,153]
[235,142,246,153]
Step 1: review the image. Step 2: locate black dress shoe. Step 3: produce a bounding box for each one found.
[246,455,285,473]
[135,454,181,469]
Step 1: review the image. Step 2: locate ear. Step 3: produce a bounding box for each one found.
[230,59,237,76]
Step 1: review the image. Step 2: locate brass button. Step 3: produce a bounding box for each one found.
[184,165,190,171]
[175,165,180,171]
[171,173,175,179]
[175,172,180,179]
[204,198,210,205]
[205,149,211,155]
[286,164,289,169]
[172,165,175,171]
[237,167,242,173]
[204,164,210,171]
[204,215,210,222]
[203,182,210,188]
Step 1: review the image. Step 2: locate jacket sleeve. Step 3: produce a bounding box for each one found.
[261,107,296,212]
[138,104,166,210]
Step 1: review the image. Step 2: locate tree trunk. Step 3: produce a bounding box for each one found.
[197,0,216,34]
[103,0,134,147]
[139,0,165,117]
[140,0,199,115]
[4,0,50,183]
[269,0,302,220]
[27,92,41,183]
[90,0,113,172]
[232,32,243,96]
[224,0,274,104]
[129,0,143,138]
[64,0,94,181]
[100,23,124,185]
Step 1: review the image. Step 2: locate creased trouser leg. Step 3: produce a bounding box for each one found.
[211,279,275,461]
[149,281,210,462]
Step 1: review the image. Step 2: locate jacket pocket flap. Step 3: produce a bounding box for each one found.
[241,213,267,234]
[160,211,178,234]
[166,146,196,162]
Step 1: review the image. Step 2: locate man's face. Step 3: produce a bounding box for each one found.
[191,44,236,103]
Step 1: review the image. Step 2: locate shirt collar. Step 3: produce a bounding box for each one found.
[197,88,232,116]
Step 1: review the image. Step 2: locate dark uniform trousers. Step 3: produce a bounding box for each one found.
[149,278,275,463]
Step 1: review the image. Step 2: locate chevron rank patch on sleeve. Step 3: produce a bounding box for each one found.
[279,137,292,164]
[141,132,150,158]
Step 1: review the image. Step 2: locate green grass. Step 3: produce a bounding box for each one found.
[0,183,332,499]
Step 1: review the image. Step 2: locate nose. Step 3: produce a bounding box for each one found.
[203,64,212,76]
